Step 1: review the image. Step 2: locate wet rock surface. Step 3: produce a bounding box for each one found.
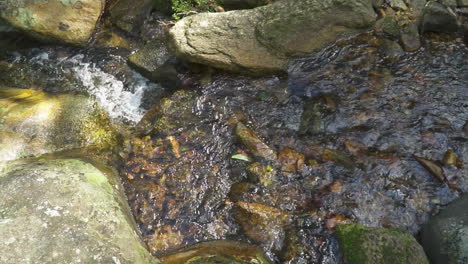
[0,158,158,264]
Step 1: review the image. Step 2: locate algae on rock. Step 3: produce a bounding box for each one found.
[336,224,429,264]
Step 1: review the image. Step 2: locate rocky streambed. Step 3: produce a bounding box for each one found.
[1,0,468,264]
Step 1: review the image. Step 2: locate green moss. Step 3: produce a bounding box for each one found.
[336,224,368,264]
[16,8,36,27]
[85,171,112,193]
[171,0,220,19]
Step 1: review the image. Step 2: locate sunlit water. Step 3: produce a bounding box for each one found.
[8,49,159,123]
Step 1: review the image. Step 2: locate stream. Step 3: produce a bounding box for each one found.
[1,32,467,263]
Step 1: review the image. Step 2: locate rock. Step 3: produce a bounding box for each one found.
[256,0,376,56]
[221,0,274,10]
[440,0,458,8]
[422,2,459,34]
[336,224,429,264]
[168,0,376,74]
[160,240,271,264]
[442,149,458,166]
[233,201,289,251]
[246,162,276,186]
[278,148,304,173]
[375,15,401,39]
[460,0,468,7]
[401,23,422,52]
[390,0,408,10]
[299,96,335,135]
[128,40,182,88]
[379,39,404,60]
[236,123,277,161]
[0,0,105,45]
[420,195,468,264]
[109,0,155,34]
[415,156,446,183]
[168,10,287,74]
[0,158,158,264]
[0,88,118,161]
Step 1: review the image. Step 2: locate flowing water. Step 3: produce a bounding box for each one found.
[1,33,468,263]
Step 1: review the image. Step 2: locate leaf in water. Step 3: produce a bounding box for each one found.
[231,154,250,162]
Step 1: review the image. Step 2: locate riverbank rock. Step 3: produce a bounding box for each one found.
[0,158,158,264]
[336,224,429,264]
[0,88,117,161]
[128,39,182,88]
[169,0,376,74]
[161,240,271,263]
[0,0,105,45]
[420,195,468,264]
[109,0,156,34]
[422,1,459,33]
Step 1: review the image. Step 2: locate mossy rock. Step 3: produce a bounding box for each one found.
[336,224,429,264]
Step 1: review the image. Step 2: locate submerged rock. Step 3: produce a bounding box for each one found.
[161,240,271,264]
[233,201,289,251]
[236,123,277,161]
[169,0,376,74]
[246,162,276,186]
[420,195,468,264]
[0,0,105,45]
[0,88,118,161]
[336,224,429,264]
[0,158,158,264]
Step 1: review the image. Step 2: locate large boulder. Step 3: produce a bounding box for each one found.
[0,88,118,161]
[168,0,376,74]
[420,195,468,264]
[0,158,158,264]
[0,0,105,45]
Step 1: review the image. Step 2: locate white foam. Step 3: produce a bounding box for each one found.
[29,52,157,124]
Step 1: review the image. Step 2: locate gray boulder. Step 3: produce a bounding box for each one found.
[420,195,468,264]
[169,0,376,74]
[422,2,459,33]
[0,158,159,264]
